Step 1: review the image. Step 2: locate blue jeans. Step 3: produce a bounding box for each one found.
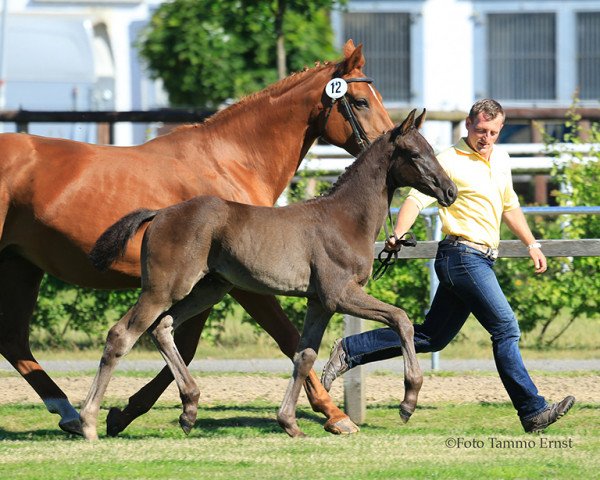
[343,239,547,420]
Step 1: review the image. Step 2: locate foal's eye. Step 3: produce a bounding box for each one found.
[353,98,369,109]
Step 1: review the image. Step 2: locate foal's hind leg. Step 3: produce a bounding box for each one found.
[106,311,209,437]
[277,299,332,437]
[147,277,233,435]
[79,294,168,440]
[0,253,81,435]
[231,289,358,435]
[337,283,423,422]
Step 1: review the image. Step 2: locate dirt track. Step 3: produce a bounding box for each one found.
[1,373,598,406]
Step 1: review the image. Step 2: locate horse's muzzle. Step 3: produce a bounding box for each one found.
[438,183,458,207]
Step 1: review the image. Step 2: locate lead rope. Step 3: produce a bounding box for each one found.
[320,76,415,279]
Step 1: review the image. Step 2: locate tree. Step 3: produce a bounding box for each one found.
[495,104,600,346]
[138,0,342,108]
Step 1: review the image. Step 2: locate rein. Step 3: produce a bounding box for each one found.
[372,232,417,281]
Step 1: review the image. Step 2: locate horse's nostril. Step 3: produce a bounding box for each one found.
[447,186,457,200]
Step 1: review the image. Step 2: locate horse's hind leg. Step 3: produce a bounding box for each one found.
[337,283,423,422]
[106,310,209,437]
[277,299,332,437]
[79,294,168,440]
[231,289,358,435]
[0,252,81,435]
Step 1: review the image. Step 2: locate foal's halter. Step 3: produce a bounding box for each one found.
[320,76,416,279]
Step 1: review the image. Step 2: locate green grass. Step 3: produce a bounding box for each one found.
[0,401,597,479]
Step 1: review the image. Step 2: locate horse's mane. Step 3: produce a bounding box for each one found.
[170,61,337,134]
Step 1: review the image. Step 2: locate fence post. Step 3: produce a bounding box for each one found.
[428,213,442,370]
[343,315,365,424]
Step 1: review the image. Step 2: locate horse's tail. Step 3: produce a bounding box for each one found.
[89,208,158,272]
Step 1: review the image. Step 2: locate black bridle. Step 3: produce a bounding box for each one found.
[322,76,374,152]
[320,76,417,279]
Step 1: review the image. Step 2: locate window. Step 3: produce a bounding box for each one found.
[342,12,411,103]
[487,13,556,100]
[577,12,600,100]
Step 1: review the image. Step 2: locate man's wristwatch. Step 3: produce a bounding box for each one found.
[527,242,542,250]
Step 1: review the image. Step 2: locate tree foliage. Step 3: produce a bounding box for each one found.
[494,103,600,346]
[138,0,340,107]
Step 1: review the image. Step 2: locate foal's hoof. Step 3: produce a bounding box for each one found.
[106,407,127,437]
[179,413,196,435]
[324,415,360,435]
[59,418,83,436]
[399,405,414,423]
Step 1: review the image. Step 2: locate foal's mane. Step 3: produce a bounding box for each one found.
[171,61,336,134]
[305,131,393,205]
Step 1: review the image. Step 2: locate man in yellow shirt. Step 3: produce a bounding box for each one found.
[321,99,575,433]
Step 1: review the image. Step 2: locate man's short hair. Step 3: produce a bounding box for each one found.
[469,99,505,121]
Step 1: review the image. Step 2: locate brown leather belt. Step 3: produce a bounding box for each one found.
[445,235,499,260]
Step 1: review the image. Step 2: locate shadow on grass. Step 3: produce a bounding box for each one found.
[0,428,82,441]
[113,403,329,439]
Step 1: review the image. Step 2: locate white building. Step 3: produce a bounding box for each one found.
[0,0,166,144]
[335,0,600,144]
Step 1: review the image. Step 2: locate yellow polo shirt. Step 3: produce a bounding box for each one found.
[407,138,520,248]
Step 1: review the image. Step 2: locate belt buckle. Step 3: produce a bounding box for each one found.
[487,248,498,260]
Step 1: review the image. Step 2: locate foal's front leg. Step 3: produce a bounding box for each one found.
[79,294,167,440]
[338,283,423,421]
[277,299,332,437]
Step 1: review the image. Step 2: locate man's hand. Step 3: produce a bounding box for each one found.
[529,247,547,274]
[384,235,400,252]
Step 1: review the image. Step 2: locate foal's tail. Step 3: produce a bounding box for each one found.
[89,208,158,272]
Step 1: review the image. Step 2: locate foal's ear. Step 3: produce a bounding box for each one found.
[341,40,365,72]
[415,109,427,129]
[399,109,417,136]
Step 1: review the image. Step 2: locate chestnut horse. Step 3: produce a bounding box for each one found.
[81,110,457,439]
[0,40,392,436]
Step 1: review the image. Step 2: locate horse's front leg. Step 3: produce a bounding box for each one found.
[338,283,423,422]
[277,299,332,437]
[79,294,167,440]
[231,289,358,435]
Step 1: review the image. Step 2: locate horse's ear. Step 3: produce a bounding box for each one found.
[415,109,427,129]
[343,39,356,56]
[341,41,365,73]
[399,109,417,136]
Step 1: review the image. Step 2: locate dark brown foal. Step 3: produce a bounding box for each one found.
[81,110,457,439]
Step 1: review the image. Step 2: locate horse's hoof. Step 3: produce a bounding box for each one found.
[399,406,413,423]
[106,407,126,437]
[81,423,99,441]
[277,418,306,438]
[59,418,83,436]
[179,414,195,435]
[324,415,360,435]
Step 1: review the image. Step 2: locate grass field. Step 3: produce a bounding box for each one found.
[0,399,597,480]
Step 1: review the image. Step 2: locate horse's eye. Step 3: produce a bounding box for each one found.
[353,98,369,109]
